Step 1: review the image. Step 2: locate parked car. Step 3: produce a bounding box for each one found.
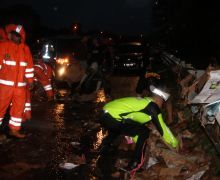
[113,41,148,71]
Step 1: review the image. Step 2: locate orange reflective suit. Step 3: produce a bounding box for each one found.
[34,61,54,99]
[0,24,34,130]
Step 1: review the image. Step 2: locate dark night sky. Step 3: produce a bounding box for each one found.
[1,0,153,35]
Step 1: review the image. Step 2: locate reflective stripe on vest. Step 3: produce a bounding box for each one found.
[0,79,26,86]
[3,60,16,66]
[20,62,27,66]
[3,60,27,66]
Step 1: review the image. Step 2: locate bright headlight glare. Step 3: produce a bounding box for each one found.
[57,58,69,64]
[58,67,66,76]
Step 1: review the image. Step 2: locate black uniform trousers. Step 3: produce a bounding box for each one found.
[100,112,149,163]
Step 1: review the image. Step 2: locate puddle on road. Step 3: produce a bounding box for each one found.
[54,104,65,129]
[93,128,107,150]
[51,103,69,178]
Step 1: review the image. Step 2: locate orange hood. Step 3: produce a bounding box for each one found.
[5,24,26,43]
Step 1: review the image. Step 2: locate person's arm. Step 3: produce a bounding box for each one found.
[24,46,34,89]
[146,102,178,148]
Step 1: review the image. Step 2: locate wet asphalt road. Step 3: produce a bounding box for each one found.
[0,75,139,180]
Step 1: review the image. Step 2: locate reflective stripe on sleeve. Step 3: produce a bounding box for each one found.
[25,103,31,106]
[25,68,34,72]
[34,65,44,70]
[25,73,34,78]
[0,117,3,125]
[24,107,31,111]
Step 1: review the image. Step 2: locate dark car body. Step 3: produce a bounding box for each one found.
[113,41,148,71]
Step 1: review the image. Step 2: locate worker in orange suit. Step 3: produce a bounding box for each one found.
[34,59,54,101]
[0,24,34,138]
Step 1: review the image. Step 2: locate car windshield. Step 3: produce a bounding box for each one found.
[117,42,144,53]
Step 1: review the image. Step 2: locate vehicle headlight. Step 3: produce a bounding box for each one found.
[56,58,69,65]
[58,67,66,76]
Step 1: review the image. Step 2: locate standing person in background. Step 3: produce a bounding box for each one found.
[87,37,105,67]
[0,24,34,138]
[74,35,89,70]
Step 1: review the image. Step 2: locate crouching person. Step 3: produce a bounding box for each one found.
[99,83,178,177]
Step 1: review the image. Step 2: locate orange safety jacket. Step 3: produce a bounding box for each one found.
[0,40,34,130]
[34,61,54,97]
[0,41,34,86]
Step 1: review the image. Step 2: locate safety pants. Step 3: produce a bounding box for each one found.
[0,85,26,130]
[100,112,149,165]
